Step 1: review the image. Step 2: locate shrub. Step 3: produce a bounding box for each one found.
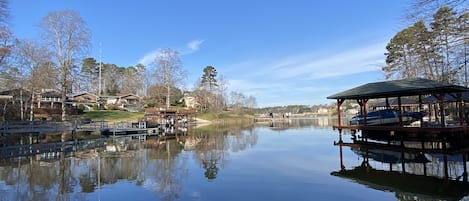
[77,104,85,114]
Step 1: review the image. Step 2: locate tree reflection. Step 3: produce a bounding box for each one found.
[202,151,220,180]
[0,154,74,201]
[0,124,258,200]
[56,153,76,201]
[190,125,258,181]
[146,139,186,201]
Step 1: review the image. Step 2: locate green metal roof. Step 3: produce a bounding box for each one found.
[327,78,469,100]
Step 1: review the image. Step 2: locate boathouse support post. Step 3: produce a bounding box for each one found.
[339,142,345,171]
[401,151,406,174]
[457,93,464,126]
[357,99,363,115]
[463,153,468,183]
[363,99,368,125]
[419,95,424,127]
[356,99,368,125]
[438,94,446,128]
[338,129,345,171]
[443,154,449,180]
[337,99,345,128]
[423,160,427,176]
[398,96,403,126]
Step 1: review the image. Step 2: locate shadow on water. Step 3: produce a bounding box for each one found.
[332,129,469,201]
[0,123,258,201]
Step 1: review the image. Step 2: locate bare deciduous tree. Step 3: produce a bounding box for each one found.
[14,39,53,120]
[406,0,468,22]
[0,0,12,69]
[151,48,186,108]
[37,10,91,120]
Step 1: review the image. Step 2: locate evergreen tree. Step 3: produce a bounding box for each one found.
[201,66,218,91]
[430,6,458,83]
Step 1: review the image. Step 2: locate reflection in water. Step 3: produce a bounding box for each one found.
[190,125,257,181]
[0,125,258,201]
[332,130,469,200]
[262,116,346,130]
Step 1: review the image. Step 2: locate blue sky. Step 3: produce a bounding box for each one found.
[9,0,409,107]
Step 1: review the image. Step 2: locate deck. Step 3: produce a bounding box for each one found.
[333,124,469,142]
[327,79,469,140]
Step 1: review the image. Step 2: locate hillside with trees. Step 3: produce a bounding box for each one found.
[383,0,468,84]
[0,0,257,121]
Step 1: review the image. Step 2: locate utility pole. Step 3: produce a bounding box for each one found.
[98,43,102,96]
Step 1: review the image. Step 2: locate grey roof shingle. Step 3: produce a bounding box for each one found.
[327,78,469,100]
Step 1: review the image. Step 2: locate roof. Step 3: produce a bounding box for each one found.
[423,92,469,103]
[327,78,469,100]
[120,93,140,99]
[373,97,419,108]
[68,92,98,98]
[41,90,61,98]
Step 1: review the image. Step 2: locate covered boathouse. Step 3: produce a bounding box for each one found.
[326,78,469,139]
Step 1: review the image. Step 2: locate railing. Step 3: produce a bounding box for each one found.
[41,97,61,102]
[112,121,146,129]
[0,120,109,134]
[0,138,108,158]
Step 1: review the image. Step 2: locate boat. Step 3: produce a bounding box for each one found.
[351,147,429,163]
[349,109,424,126]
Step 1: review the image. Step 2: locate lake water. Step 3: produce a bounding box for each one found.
[0,118,468,201]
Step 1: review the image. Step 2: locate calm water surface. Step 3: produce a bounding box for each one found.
[0,118,467,201]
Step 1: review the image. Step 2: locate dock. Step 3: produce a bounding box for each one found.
[331,120,469,200]
[0,115,195,159]
[1,120,109,135]
[0,138,108,158]
[102,121,148,136]
[327,78,469,138]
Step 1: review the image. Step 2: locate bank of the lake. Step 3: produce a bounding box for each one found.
[80,110,254,127]
[195,112,254,125]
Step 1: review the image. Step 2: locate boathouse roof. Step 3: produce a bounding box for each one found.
[327,78,469,100]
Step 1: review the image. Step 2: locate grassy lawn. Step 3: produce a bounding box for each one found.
[80,110,253,123]
[197,112,254,121]
[81,110,144,122]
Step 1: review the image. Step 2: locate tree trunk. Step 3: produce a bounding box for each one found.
[20,88,24,120]
[166,85,170,108]
[30,91,34,121]
[61,79,67,121]
[2,100,8,121]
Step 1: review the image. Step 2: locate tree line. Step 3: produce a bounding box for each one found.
[192,65,257,114]
[383,1,468,85]
[0,0,256,121]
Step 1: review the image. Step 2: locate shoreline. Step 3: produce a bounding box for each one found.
[194,118,212,128]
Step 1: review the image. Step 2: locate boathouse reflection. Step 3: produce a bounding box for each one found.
[332,130,469,200]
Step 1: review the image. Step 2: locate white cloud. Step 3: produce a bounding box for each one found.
[222,41,388,107]
[137,49,160,66]
[246,42,386,81]
[181,39,205,55]
[137,39,205,65]
[187,39,204,51]
[275,42,386,80]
